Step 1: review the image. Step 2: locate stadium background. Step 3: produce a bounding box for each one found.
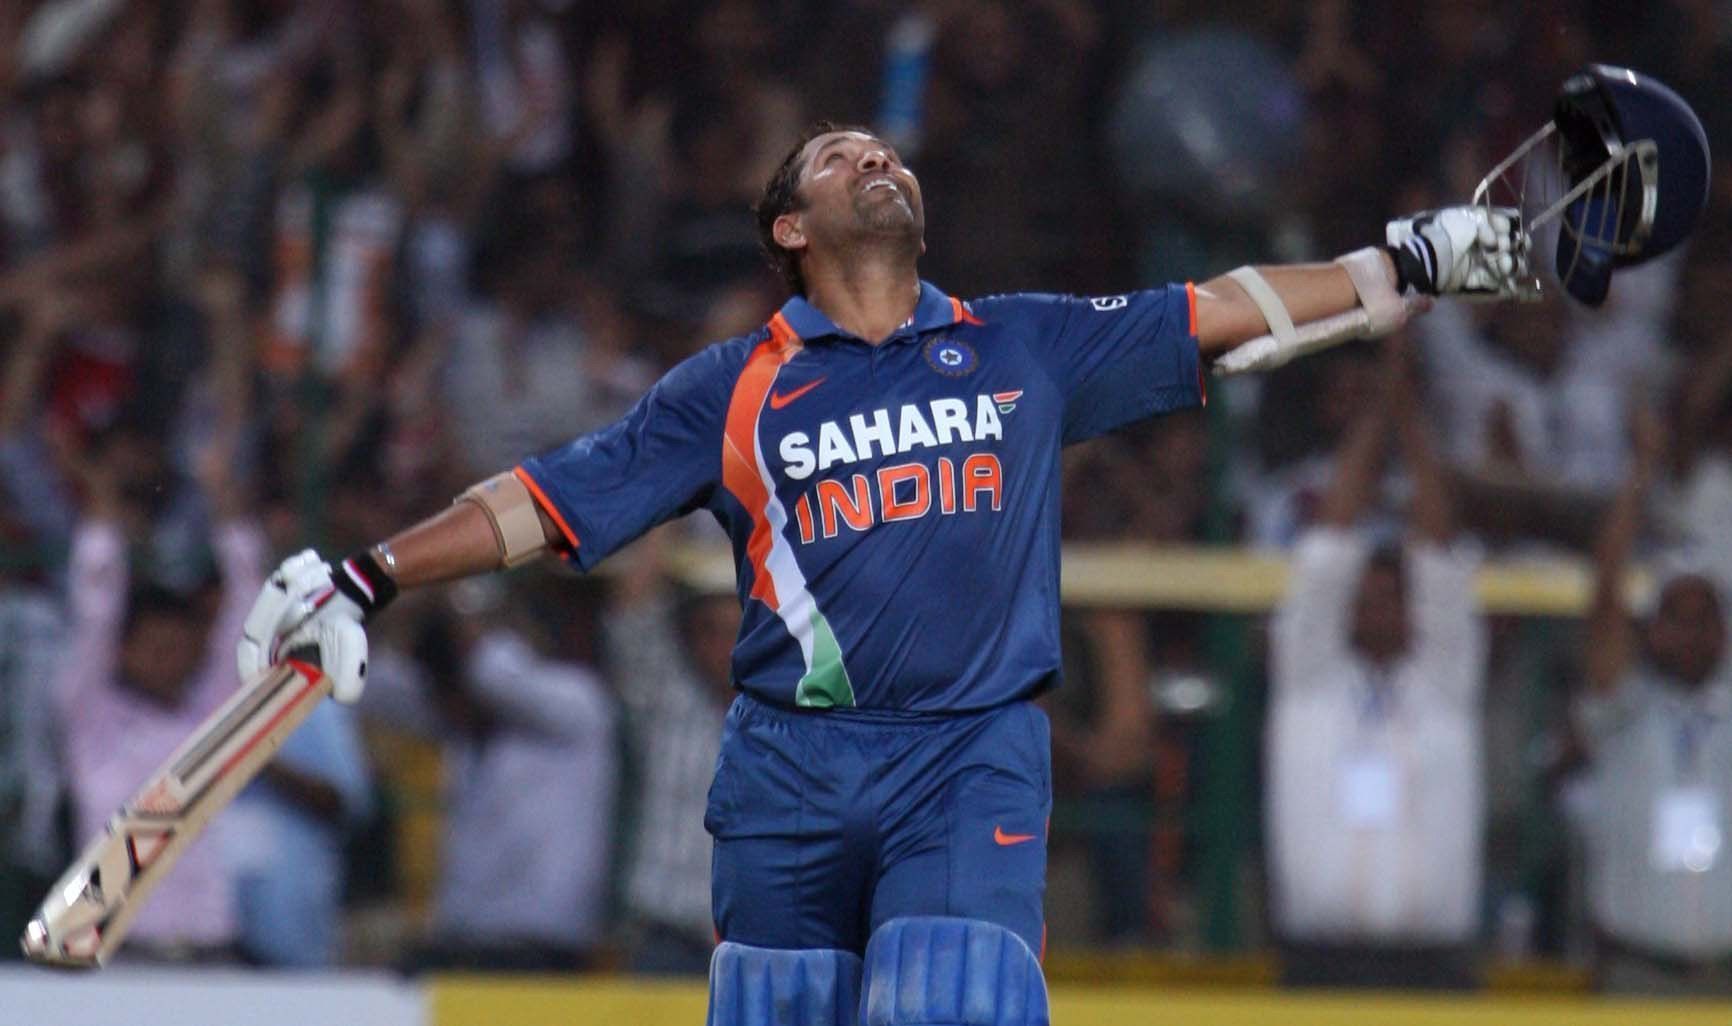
[2,0,1732,1021]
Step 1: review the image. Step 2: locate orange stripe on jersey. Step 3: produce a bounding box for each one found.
[722,318,801,609]
[1183,282,1207,406]
[512,465,580,552]
[950,295,984,326]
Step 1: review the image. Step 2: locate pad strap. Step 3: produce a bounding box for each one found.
[1227,265,1297,344]
[457,471,550,569]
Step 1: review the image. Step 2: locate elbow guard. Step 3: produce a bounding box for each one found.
[456,471,550,569]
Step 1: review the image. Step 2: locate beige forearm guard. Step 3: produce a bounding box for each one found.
[1213,247,1414,375]
[457,471,550,568]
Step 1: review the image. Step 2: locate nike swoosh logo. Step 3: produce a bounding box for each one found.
[768,377,826,410]
[994,826,1037,847]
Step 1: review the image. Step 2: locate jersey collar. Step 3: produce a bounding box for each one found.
[775,280,973,344]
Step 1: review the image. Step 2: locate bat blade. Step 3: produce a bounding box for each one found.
[20,659,331,968]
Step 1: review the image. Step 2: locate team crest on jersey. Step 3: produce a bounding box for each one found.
[923,336,977,377]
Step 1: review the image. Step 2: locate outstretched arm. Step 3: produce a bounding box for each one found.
[236,474,566,704]
[241,341,736,705]
[1199,206,1521,369]
[1584,407,1665,695]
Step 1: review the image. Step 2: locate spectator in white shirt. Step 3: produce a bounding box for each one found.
[1575,408,1732,996]
[1656,255,1732,594]
[361,594,618,971]
[1266,338,1487,989]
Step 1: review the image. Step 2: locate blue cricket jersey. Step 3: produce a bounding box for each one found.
[518,280,1203,712]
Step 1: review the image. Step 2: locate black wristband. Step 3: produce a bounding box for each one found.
[1386,234,1441,296]
[332,549,399,620]
[1384,244,1414,294]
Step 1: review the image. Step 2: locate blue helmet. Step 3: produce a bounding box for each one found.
[1552,65,1710,306]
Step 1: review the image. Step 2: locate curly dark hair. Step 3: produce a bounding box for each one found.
[754,121,876,297]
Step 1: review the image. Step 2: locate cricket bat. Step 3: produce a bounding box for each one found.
[20,657,330,968]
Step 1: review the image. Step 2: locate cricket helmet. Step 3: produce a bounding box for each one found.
[1551,64,1710,305]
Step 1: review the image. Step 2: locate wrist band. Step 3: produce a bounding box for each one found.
[1384,244,1414,294]
[333,549,399,620]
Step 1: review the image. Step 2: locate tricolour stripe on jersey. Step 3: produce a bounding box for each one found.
[721,313,855,708]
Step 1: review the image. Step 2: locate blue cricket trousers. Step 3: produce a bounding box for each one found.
[706,692,1050,958]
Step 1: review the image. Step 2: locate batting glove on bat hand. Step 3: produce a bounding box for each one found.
[236,549,397,704]
[1386,206,1526,298]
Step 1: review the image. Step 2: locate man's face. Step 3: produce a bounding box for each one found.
[775,131,925,262]
[1647,575,1727,687]
[119,613,206,706]
[1351,561,1410,666]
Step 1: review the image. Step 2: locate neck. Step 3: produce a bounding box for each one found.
[801,249,921,344]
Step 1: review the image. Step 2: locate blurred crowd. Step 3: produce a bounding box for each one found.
[1,0,1731,995]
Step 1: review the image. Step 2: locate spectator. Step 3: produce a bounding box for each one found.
[50,431,266,963]
[916,0,1107,294]
[1052,415,1208,945]
[472,0,575,178]
[1416,264,1678,549]
[259,27,401,389]
[1050,607,1159,945]
[0,547,65,958]
[0,291,81,549]
[1657,246,1732,591]
[605,530,739,975]
[1246,347,1385,548]
[1574,407,1732,997]
[1266,338,1486,989]
[441,184,653,481]
[0,294,86,956]
[224,699,372,968]
[589,3,803,319]
[361,592,618,971]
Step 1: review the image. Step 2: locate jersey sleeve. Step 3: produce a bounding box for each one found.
[985,285,1204,444]
[516,341,743,571]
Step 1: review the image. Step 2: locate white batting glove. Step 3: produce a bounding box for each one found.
[1386,205,1526,298]
[237,550,393,704]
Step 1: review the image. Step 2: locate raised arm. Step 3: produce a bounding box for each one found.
[1317,360,1394,529]
[1675,329,1732,478]
[1389,342,1454,544]
[1584,406,1664,695]
[1199,206,1521,368]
